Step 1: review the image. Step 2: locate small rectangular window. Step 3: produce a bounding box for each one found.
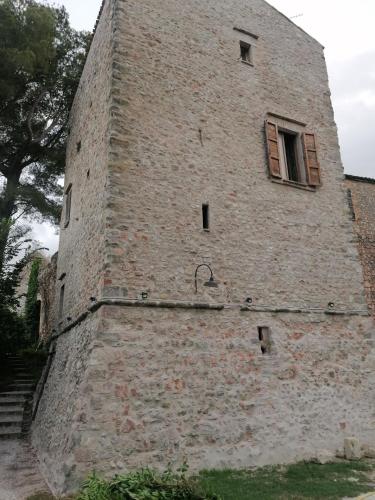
[202,204,210,231]
[258,326,271,354]
[65,184,72,227]
[240,41,252,64]
[59,284,65,320]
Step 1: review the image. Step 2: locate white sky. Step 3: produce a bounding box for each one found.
[37,0,375,252]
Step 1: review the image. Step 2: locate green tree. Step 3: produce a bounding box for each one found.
[0,221,31,353]
[24,256,41,343]
[0,0,90,269]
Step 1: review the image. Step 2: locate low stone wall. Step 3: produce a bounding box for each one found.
[32,304,375,495]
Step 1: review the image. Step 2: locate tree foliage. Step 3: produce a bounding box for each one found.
[0,220,33,353]
[24,256,41,342]
[0,0,90,268]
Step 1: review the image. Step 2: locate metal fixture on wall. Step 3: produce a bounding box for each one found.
[194,263,219,293]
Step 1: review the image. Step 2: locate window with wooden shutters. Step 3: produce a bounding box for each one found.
[265,117,321,188]
[303,133,321,186]
[265,121,282,178]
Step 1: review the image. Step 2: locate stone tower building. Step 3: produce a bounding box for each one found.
[32,0,375,494]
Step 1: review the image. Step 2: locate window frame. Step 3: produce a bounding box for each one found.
[265,115,321,189]
[239,40,253,65]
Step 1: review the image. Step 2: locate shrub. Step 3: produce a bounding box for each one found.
[0,304,26,354]
[77,467,220,500]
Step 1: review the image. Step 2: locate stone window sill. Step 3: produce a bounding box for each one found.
[271,178,316,192]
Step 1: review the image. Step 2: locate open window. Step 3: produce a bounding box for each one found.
[265,119,321,187]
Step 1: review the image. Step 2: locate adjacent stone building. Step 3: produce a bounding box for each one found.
[32,0,375,494]
[346,175,375,317]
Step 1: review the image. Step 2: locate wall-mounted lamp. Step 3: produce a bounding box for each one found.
[194,263,219,293]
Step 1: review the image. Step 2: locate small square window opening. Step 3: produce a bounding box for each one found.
[240,41,252,64]
[202,204,210,231]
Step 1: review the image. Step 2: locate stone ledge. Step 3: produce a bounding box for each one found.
[52,298,370,341]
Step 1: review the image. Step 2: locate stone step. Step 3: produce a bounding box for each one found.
[9,384,35,390]
[0,397,27,405]
[0,391,32,398]
[0,408,24,417]
[0,420,23,429]
[0,428,23,439]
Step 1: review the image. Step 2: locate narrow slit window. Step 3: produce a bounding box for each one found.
[240,41,252,64]
[258,326,271,354]
[347,189,356,220]
[65,184,72,227]
[202,204,210,231]
[59,284,65,320]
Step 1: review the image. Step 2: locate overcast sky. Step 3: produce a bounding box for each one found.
[37,0,375,252]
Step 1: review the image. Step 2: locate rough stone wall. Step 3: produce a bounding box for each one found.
[33,305,375,494]
[32,312,100,493]
[54,0,113,326]
[38,253,58,342]
[105,0,366,312]
[346,176,375,317]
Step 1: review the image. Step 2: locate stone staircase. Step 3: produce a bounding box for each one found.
[0,355,35,440]
[0,354,52,499]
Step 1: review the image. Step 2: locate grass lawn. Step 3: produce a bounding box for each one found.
[199,461,375,500]
[27,460,375,500]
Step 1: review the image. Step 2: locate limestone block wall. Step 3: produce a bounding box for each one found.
[55,0,113,326]
[32,305,375,494]
[32,312,100,494]
[105,0,366,311]
[346,176,375,317]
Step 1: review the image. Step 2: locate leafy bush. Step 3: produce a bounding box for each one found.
[0,304,26,354]
[77,467,220,500]
[24,258,42,343]
[18,347,48,380]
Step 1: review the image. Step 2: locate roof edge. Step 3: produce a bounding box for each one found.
[263,0,324,49]
[345,174,375,185]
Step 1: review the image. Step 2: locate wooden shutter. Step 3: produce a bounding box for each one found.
[303,132,321,186]
[265,120,282,178]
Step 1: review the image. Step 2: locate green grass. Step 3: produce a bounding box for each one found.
[27,461,375,500]
[199,461,375,500]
